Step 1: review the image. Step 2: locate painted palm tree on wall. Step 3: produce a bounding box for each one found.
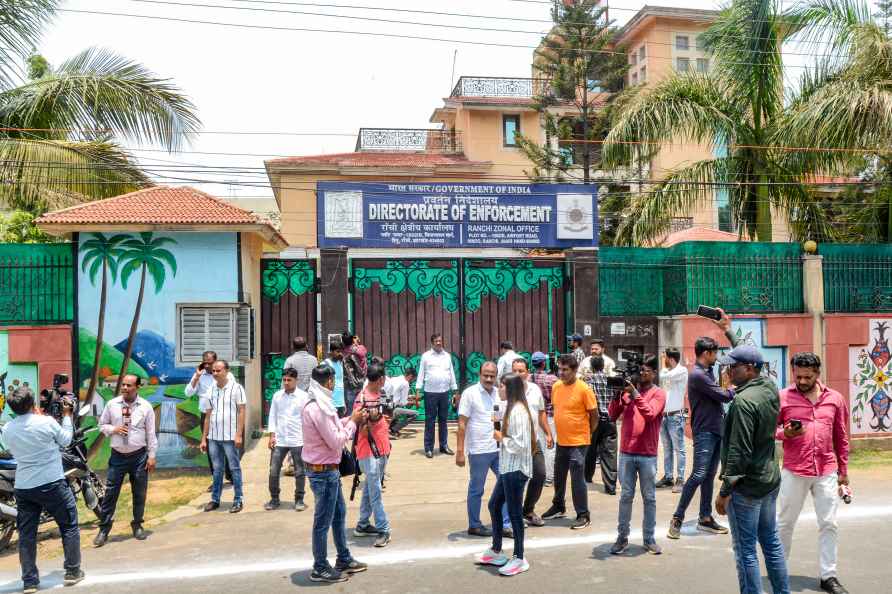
[114,232,177,396]
[80,233,127,402]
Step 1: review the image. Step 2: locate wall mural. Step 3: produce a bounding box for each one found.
[849,319,892,434]
[0,331,38,422]
[718,319,787,388]
[77,232,239,468]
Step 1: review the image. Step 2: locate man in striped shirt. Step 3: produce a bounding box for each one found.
[200,360,247,514]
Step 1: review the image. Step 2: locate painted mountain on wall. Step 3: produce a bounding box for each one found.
[114,330,194,385]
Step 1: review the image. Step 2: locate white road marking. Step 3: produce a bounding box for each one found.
[2,504,890,591]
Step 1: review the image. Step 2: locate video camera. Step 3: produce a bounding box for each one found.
[607,351,644,391]
[361,393,395,420]
[39,373,75,423]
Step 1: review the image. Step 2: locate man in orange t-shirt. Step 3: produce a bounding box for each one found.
[541,353,599,529]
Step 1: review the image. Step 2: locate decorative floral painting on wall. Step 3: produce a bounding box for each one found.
[849,319,892,435]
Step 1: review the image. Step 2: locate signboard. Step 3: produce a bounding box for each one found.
[317,182,598,249]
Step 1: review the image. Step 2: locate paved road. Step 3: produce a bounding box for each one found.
[0,430,889,593]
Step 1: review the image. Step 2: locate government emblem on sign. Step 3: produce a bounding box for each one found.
[556,193,593,239]
[324,191,363,238]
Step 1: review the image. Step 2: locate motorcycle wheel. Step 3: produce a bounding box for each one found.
[0,517,14,551]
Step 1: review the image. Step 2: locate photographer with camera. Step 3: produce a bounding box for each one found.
[352,364,392,548]
[608,355,666,556]
[0,386,83,591]
[94,374,158,547]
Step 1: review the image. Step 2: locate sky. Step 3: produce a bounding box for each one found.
[36,0,879,198]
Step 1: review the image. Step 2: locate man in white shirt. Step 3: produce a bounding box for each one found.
[455,361,500,537]
[582,339,616,377]
[94,374,158,547]
[657,348,689,493]
[511,358,555,527]
[416,333,458,458]
[265,368,310,512]
[496,341,519,381]
[200,360,247,514]
[185,350,231,489]
[385,367,419,438]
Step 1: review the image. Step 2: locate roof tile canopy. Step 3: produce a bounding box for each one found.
[36,186,261,225]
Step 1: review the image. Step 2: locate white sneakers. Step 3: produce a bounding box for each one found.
[474,550,529,576]
[498,556,530,576]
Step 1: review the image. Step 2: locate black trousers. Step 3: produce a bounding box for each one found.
[201,412,232,481]
[522,447,547,516]
[584,419,618,492]
[423,391,450,452]
[552,444,589,518]
[99,449,149,532]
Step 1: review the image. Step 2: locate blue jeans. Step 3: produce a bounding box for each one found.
[467,451,499,529]
[660,414,686,480]
[15,479,81,588]
[208,440,244,504]
[674,431,722,521]
[358,456,389,533]
[726,486,790,594]
[307,469,353,573]
[488,471,529,559]
[99,449,149,532]
[617,454,657,543]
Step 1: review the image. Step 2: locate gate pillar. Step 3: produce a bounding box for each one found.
[320,248,349,347]
[568,248,599,340]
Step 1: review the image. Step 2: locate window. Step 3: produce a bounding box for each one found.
[676,35,690,50]
[631,71,638,85]
[676,58,690,72]
[697,58,709,73]
[630,53,637,66]
[638,45,646,61]
[502,114,520,147]
[639,66,646,82]
[177,304,254,364]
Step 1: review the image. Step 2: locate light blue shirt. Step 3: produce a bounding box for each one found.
[323,359,345,407]
[0,413,73,489]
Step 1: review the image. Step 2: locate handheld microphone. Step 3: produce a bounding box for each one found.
[493,403,501,431]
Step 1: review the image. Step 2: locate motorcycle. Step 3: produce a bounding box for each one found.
[0,405,106,550]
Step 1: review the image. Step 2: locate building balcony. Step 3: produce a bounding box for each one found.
[450,76,544,99]
[355,128,463,153]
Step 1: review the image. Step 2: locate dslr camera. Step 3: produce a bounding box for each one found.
[39,373,75,423]
[362,393,395,421]
[607,351,644,392]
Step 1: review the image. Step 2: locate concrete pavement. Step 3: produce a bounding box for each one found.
[0,426,889,593]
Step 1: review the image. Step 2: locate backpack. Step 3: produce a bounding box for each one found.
[343,352,366,391]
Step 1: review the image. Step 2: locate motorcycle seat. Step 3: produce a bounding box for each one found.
[0,458,16,470]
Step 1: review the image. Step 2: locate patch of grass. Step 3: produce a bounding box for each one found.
[848,447,892,469]
[165,384,187,398]
[177,395,201,417]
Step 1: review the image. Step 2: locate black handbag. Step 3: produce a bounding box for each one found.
[338,447,357,476]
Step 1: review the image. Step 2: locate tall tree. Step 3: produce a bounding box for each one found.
[80,233,127,402]
[517,0,628,184]
[601,0,873,244]
[875,0,892,34]
[114,233,177,396]
[0,48,200,215]
[0,1,59,89]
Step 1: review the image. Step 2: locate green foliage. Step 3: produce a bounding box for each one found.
[0,209,57,242]
[0,1,59,89]
[26,53,50,80]
[119,232,178,294]
[77,327,148,385]
[516,0,630,184]
[165,384,187,399]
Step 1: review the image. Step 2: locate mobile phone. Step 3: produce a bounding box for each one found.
[697,305,723,321]
[789,419,802,431]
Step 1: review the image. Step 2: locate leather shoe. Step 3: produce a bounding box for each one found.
[467,526,492,537]
[230,501,243,514]
[203,501,220,512]
[132,524,147,540]
[820,577,849,594]
[425,450,433,459]
[92,530,108,548]
[440,446,455,455]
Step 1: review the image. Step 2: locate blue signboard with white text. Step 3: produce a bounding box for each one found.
[316,181,598,249]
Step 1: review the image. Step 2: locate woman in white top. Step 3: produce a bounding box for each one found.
[475,373,536,576]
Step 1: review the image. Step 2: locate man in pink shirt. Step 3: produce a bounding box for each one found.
[607,355,666,556]
[302,365,367,584]
[776,353,850,594]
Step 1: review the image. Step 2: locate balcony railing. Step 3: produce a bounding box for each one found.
[450,76,543,98]
[355,128,462,153]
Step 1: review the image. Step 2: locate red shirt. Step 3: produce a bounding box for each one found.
[776,383,849,478]
[608,385,666,456]
[352,389,392,460]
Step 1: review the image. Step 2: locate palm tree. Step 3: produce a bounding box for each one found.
[0,46,200,215]
[0,1,59,89]
[114,232,177,396]
[80,233,128,402]
[603,0,839,245]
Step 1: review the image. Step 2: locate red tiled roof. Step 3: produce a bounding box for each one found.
[266,151,489,168]
[36,186,263,225]
[661,226,746,247]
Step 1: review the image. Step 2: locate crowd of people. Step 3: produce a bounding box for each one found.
[0,315,852,593]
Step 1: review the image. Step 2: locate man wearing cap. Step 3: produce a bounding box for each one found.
[567,335,585,366]
[715,343,789,594]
